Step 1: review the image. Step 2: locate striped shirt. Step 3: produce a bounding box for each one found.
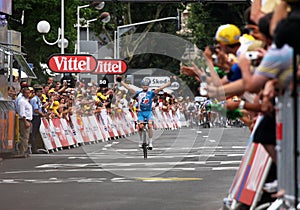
[255,43,293,88]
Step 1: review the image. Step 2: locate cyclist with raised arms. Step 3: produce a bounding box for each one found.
[117,77,171,150]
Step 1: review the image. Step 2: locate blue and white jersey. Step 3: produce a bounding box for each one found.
[136,90,155,111]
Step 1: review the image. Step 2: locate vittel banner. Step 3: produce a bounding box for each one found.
[48,54,98,73]
[48,54,127,74]
[92,59,128,75]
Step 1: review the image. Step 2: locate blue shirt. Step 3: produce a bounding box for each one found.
[227,63,242,82]
[30,95,43,116]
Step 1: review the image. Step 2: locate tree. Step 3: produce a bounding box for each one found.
[8,1,249,93]
[10,0,80,82]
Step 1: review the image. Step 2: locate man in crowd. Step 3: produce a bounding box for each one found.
[30,85,46,154]
[17,87,32,157]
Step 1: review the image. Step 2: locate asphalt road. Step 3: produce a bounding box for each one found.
[0,126,250,210]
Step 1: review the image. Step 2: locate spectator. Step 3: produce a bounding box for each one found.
[47,77,55,89]
[17,87,32,157]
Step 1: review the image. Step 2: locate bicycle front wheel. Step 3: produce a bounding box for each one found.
[142,143,147,159]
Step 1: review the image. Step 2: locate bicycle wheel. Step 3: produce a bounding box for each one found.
[142,129,148,159]
[142,143,147,159]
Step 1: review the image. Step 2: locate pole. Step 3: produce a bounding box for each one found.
[77,5,90,54]
[114,30,117,59]
[86,18,97,41]
[77,5,80,54]
[61,0,64,54]
[292,50,298,208]
[117,27,120,59]
[116,16,177,59]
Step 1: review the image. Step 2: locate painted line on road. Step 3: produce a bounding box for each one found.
[3,166,240,175]
[135,177,203,182]
[0,177,204,184]
[212,167,239,170]
[35,160,241,169]
[66,153,244,159]
[4,168,197,174]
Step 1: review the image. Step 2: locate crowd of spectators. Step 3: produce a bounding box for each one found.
[7,75,221,156]
[180,0,300,206]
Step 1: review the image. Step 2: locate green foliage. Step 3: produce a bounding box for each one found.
[187,3,249,50]
[10,0,80,82]
[8,1,249,91]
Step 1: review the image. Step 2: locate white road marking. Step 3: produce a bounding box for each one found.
[35,160,241,169]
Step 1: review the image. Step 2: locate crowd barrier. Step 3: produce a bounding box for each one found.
[276,91,298,206]
[0,101,15,154]
[225,115,273,209]
[39,109,186,153]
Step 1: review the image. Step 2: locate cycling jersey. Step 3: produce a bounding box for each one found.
[134,90,156,123]
[135,90,155,111]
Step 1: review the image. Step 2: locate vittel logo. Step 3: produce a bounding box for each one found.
[48,54,98,73]
[48,54,128,74]
[93,60,128,75]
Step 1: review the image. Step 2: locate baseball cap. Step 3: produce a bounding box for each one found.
[33,84,43,91]
[215,24,241,45]
[48,88,55,94]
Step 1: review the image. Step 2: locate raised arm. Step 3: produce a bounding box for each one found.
[117,77,136,94]
[154,81,171,94]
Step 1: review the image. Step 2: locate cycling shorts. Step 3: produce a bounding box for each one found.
[138,111,154,123]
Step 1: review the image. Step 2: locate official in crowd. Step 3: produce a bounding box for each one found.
[30,85,45,154]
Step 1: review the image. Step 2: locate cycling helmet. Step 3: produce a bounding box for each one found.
[141,78,151,86]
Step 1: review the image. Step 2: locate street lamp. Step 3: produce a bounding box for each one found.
[36,0,67,54]
[114,14,180,59]
[82,12,111,41]
[76,1,108,54]
[37,20,69,50]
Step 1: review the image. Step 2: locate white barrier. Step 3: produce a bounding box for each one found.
[40,109,181,153]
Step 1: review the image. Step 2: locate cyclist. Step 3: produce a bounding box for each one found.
[117,77,171,149]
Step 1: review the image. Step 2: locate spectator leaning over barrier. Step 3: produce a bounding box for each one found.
[117,76,171,150]
[17,87,32,157]
[237,12,292,165]
[29,84,46,154]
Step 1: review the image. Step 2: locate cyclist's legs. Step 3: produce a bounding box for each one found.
[137,112,146,145]
[148,120,153,139]
[143,111,154,148]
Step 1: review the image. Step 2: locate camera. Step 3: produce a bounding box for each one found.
[245,51,260,60]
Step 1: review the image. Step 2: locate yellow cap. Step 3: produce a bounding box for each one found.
[215,24,241,45]
[48,89,55,93]
[239,34,255,44]
[97,92,108,100]
[53,101,60,107]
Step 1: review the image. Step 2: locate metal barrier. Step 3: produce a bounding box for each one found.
[0,100,15,155]
[276,91,298,206]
